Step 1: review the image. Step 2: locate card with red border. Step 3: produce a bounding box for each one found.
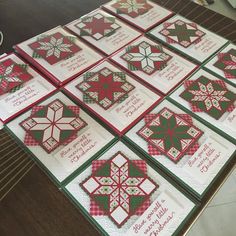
[15,26,104,86]
[65,9,141,56]
[63,60,162,136]
[65,141,196,235]
[148,15,228,63]
[6,92,116,184]
[170,69,236,143]
[204,44,236,87]
[0,53,56,123]
[125,99,236,198]
[102,0,174,32]
[111,36,198,95]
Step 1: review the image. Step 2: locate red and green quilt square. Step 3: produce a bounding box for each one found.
[214,49,236,79]
[28,32,81,65]
[121,41,172,75]
[137,108,203,162]
[76,67,135,110]
[180,76,236,120]
[80,151,158,227]
[20,99,87,154]
[0,58,32,95]
[75,13,121,40]
[111,0,153,18]
[159,20,205,48]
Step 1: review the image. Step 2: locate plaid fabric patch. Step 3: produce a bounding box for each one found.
[90,159,150,216]
[184,80,235,112]
[23,105,80,146]
[144,113,200,156]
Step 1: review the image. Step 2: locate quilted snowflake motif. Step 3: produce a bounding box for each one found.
[29,32,81,65]
[159,20,205,48]
[0,59,32,95]
[111,0,153,18]
[137,108,203,162]
[214,49,236,79]
[20,99,87,153]
[81,152,158,227]
[180,76,236,119]
[76,67,135,110]
[121,41,172,75]
[75,13,121,40]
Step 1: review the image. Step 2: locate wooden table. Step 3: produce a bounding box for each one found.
[0,1,235,235]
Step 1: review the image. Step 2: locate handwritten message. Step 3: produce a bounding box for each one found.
[0,80,48,113]
[111,90,152,125]
[223,108,236,131]
[194,37,217,54]
[127,192,183,236]
[184,137,228,184]
[54,128,103,172]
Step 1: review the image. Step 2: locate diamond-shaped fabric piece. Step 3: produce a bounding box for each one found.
[111,0,153,18]
[75,13,121,40]
[137,108,203,162]
[214,49,236,79]
[121,41,172,75]
[159,20,205,48]
[180,76,236,119]
[0,59,32,95]
[81,152,158,227]
[29,32,81,65]
[76,67,135,110]
[20,99,87,153]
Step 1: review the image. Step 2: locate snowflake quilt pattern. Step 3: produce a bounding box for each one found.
[75,13,121,40]
[20,99,87,153]
[29,32,81,65]
[0,59,32,95]
[213,49,236,79]
[111,0,153,18]
[121,41,172,75]
[80,151,158,227]
[159,20,205,48]
[76,67,135,110]
[180,76,236,120]
[137,108,203,162]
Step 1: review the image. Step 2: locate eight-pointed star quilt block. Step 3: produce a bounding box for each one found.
[111,0,153,18]
[0,58,33,95]
[213,49,236,79]
[180,76,236,120]
[159,20,205,48]
[137,108,203,162]
[28,32,81,65]
[121,41,172,75]
[20,99,87,153]
[80,151,158,227]
[76,67,135,110]
[75,13,121,40]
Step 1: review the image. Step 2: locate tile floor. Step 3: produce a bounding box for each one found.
[187,167,236,236]
[187,2,236,235]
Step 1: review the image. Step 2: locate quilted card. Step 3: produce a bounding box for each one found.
[121,41,172,75]
[111,0,153,18]
[137,107,203,162]
[20,99,87,153]
[0,58,32,95]
[180,76,236,120]
[80,151,158,227]
[76,67,135,110]
[159,20,205,48]
[29,32,81,65]
[75,13,121,40]
[213,48,236,80]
